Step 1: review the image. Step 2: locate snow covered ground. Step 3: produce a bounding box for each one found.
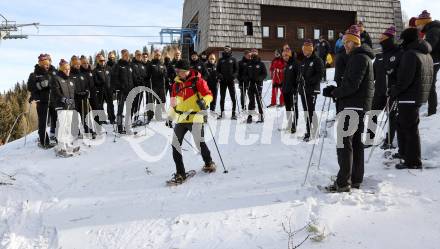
[1,69,440,249]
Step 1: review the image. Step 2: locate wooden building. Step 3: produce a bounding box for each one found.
[182,0,403,61]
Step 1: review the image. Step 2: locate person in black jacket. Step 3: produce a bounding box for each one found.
[323,25,375,192]
[27,54,57,148]
[171,49,182,68]
[246,48,267,123]
[131,50,148,126]
[164,55,176,97]
[334,48,349,112]
[367,26,402,149]
[93,54,115,124]
[282,50,299,134]
[217,46,239,120]
[106,51,116,68]
[315,35,331,80]
[51,60,78,157]
[111,49,134,134]
[416,10,440,116]
[299,39,324,141]
[190,52,208,80]
[205,53,220,113]
[390,28,434,169]
[238,50,251,110]
[358,22,373,48]
[146,49,168,123]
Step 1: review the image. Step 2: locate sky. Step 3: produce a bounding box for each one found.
[0,0,439,92]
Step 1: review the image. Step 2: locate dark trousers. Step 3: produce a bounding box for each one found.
[208,81,218,112]
[397,104,422,166]
[219,80,237,113]
[116,92,127,131]
[132,91,143,121]
[336,111,365,188]
[300,93,317,136]
[248,82,264,114]
[172,123,213,175]
[147,85,166,121]
[428,64,439,115]
[283,91,298,130]
[238,81,249,110]
[367,96,397,144]
[75,97,93,134]
[96,87,115,123]
[36,102,56,144]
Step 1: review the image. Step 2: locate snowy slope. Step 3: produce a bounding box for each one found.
[1,69,440,249]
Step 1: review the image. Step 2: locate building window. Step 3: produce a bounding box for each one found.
[262,26,270,38]
[277,26,285,39]
[244,22,253,36]
[328,30,335,41]
[314,28,321,40]
[297,27,305,40]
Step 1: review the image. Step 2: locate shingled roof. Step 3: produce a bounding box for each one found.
[183,0,403,51]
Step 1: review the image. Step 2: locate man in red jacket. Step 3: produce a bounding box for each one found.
[269,49,286,107]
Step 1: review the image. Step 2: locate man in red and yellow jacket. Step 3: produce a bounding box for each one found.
[167,60,217,185]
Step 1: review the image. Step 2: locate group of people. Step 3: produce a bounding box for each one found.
[27,10,439,189]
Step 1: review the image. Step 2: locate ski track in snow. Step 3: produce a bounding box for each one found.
[0,69,439,248]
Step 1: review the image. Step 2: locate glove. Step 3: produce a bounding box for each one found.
[62,97,74,105]
[196,98,207,110]
[85,90,90,98]
[323,85,337,98]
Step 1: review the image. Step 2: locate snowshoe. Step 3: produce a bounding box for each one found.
[110,120,116,125]
[256,114,264,123]
[202,162,217,173]
[318,183,351,193]
[49,136,58,145]
[55,149,74,158]
[277,104,285,108]
[38,142,55,150]
[267,104,276,108]
[246,115,253,124]
[217,112,224,120]
[92,132,97,140]
[380,143,395,150]
[231,113,237,120]
[166,170,197,186]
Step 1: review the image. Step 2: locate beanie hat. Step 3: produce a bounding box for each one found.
[59,59,69,71]
[400,28,419,45]
[191,51,199,56]
[38,54,48,62]
[345,25,361,46]
[174,60,190,71]
[70,55,81,66]
[383,26,397,38]
[416,10,432,27]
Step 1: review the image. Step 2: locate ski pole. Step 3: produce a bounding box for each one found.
[254,83,265,118]
[317,98,332,170]
[303,96,327,186]
[113,91,119,143]
[43,89,52,146]
[206,121,228,174]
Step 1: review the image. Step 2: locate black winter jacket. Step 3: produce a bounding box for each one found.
[190,59,208,80]
[373,53,387,98]
[246,57,267,84]
[206,62,219,87]
[238,57,250,82]
[374,41,404,98]
[334,50,349,87]
[299,53,324,95]
[422,20,440,62]
[93,64,112,90]
[51,72,75,110]
[217,52,238,81]
[282,58,299,94]
[70,68,91,99]
[27,65,54,103]
[332,44,375,111]
[316,40,331,59]
[111,59,134,94]
[147,59,168,89]
[164,59,176,86]
[392,40,434,105]
[132,59,147,87]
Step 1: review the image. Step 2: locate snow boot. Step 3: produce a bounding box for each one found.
[166,170,196,186]
[202,161,217,173]
[217,112,224,120]
[303,133,310,142]
[55,149,74,158]
[38,142,55,150]
[395,163,422,170]
[246,115,253,124]
[256,114,264,123]
[290,127,297,134]
[231,112,237,120]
